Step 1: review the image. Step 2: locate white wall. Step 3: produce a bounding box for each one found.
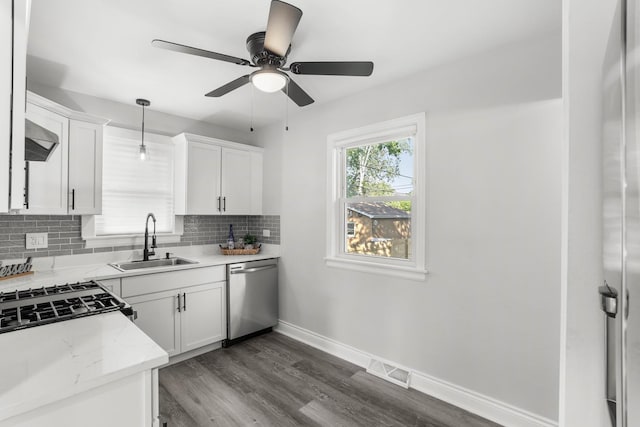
[26,81,255,144]
[560,0,617,426]
[260,33,562,423]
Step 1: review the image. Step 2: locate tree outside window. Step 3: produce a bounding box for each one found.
[344,138,413,259]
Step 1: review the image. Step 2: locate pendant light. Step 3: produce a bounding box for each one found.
[136,98,150,161]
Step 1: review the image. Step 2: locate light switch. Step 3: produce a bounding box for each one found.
[26,233,48,249]
[263,229,271,237]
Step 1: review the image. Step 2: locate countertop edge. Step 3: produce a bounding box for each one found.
[90,253,280,280]
[0,313,169,422]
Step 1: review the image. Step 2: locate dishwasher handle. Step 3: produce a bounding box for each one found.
[229,264,277,274]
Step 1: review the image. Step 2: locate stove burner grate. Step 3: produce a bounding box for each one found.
[0,281,133,333]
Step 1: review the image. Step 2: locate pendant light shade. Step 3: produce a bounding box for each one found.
[136,98,150,161]
[139,143,147,161]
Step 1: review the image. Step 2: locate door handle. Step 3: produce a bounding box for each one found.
[223,196,226,212]
[217,196,221,212]
[71,189,76,210]
[177,293,182,312]
[24,162,30,209]
[183,292,187,311]
[230,265,277,274]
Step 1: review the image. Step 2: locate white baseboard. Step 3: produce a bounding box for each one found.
[275,320,558,427]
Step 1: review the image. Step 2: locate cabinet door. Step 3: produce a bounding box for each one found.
[180,281,225,353]
[7,0,28,211]
[186,142,221,214]
[22,103,69,214]
[0,2,11,213]
[221,147,262,215]
[68,120,103,214]
[128,290,181,357]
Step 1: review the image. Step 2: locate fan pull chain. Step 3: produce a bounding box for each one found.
[285,79,289,131]
[250,84,255,132]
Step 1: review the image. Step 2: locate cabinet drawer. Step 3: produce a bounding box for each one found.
[121,265,225,298]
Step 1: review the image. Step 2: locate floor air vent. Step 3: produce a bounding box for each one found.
[366,358,411,388]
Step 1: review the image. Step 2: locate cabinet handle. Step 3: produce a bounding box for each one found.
[223,196,226,212]
[183,292,187,311]
[217,196,221,212]
[177,293,182,312]
[23,163,30,209]
[71,189,75,210]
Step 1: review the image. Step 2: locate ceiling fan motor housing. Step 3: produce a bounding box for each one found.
[246,31,288,67]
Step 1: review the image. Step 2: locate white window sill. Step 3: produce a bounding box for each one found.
[84,233,182,249]
[324,256,428,281]
[82,215,184,249]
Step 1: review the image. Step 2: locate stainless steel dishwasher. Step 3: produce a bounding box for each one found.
[224,258,278,346]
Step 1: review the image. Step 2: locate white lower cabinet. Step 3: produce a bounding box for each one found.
[2,370,159,427]
[181,282,225,352]
[127,289,181,357]
[122,266,226,357]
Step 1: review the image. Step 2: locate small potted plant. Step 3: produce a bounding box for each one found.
[243,233,257,249]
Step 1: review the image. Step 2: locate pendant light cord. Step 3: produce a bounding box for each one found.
[141,104,145,147]
[136,98,150,160]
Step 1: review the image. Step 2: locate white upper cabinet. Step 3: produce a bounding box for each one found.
[220,147,262,215]
[174,133,263,215]
[21,92,108,215]
[0,2,12,213]
[1,0,30,213]
[68,120,103,214]
[23,103,69,214]
[185,142,221,214]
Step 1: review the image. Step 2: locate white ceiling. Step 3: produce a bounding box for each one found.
[27,0,561,131]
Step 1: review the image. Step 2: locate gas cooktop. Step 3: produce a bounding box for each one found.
[0,280,133,333]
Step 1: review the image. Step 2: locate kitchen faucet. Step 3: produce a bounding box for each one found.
[143,213,157,261]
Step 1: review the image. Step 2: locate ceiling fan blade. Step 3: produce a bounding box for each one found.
[289,61,374,76]
[205,75,251,97]
[152,39,251,66]
[282,78,314,106]
[264,0,302,57]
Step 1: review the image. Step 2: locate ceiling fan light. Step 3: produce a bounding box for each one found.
[251,69,287,93]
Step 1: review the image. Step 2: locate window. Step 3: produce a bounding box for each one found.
[347,221,355,237]
[326,113,427,280]
[82,127,181,247]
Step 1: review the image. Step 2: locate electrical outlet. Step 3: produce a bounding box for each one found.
[26,232,48,249]
[262,229,271,237]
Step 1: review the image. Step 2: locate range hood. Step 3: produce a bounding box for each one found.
[25,119,59,162]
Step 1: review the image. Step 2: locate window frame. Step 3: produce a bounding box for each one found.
[326,113,427,281]
[82,126,183,248]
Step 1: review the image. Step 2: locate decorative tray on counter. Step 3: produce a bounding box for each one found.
[219,245,261,256]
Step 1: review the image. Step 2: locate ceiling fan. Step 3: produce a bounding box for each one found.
[151,0,374,107]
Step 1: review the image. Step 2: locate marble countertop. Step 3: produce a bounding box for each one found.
[0,311,168,422]
[0,244,279,420]
[0,244,280,292]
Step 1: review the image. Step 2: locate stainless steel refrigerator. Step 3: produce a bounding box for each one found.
[602,1,640,425]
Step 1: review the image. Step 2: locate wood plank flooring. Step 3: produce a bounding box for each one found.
[159,332,502,427]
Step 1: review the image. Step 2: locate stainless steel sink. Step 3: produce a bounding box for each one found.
[110,257,198,272]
